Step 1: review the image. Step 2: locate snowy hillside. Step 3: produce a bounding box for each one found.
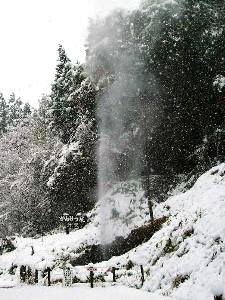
[1,164,225,300]
[0,181,149,272]
[94,163,225,300]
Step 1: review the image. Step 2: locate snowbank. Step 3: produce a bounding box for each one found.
[0,285,174,300]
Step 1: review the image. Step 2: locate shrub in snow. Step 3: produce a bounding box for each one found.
[213,75,225,93]
[0,238,16,255]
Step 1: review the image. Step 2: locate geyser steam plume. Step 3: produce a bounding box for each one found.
[98,49,144,244]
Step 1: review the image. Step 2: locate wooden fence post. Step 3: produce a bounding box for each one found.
[65,225,70,235]
[34,270,38,284]
[20,265,26,283]
[140,265,145,286]
[27,266,32,284]
[47,268,51,286]
[90,270,94,288]
[112,267,116,282]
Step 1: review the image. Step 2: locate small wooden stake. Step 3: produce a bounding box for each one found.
[34,270,38,284]
[112,267,116,282]
[27,266,32,284]
[20,265,26,283]
[47,268,51,286]
[65,225,70,235]
[140,265,144,286]
[90,270,94,288]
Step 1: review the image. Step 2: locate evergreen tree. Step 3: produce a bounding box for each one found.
[8,93,23,127]
[49,45,75,143]
[46,71,97,224]
[45,45,98,227]
[63,62,90,140]
[47,115,97,224]
[136,0,225,174]
[0,93,8,136]
[23,102,31,118]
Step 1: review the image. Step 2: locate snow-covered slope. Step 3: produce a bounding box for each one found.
[93,163,225,300]
[1,164,225,300]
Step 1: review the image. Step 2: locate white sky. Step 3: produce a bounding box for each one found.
[0,0,140,106]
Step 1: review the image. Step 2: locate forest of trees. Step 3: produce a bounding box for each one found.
[0,0,225,237]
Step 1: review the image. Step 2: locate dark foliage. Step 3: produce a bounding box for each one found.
[71,216,167,265]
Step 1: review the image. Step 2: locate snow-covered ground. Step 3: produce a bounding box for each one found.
[1,164,225,299]
[0,180,149,271]
[0,285,174,300]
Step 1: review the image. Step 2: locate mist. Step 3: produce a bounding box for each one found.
[91,0,141,17]
[86,1,168,244]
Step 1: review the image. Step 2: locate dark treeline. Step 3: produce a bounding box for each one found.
[0,0,225,237]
